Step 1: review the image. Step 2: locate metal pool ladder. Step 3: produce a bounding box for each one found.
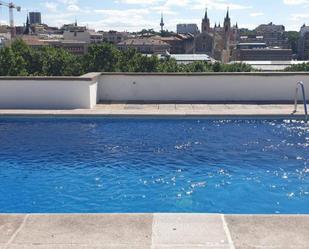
[293,81,308,122]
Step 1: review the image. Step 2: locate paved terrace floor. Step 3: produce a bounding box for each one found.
[1,214,308,249]
[0,104,306,118]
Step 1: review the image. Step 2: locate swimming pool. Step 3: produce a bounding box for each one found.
[0,117,308,213]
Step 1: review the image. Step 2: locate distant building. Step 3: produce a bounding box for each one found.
[0,25,10,33]
[239,35,264,43]
[29,12,42,25]
[230,60,309,71]
[177,24,199,35]
[255,22,289,48]
[118,37,170,54]
[194,8,238,62]
[31,24,60,35]
[298,24,309,60]
[161,53,215,64]
[21,36,88,55]
[61,22,87,32]
[21,35,47,49]
[159,34,195,54]
[0,35,7,48]
[64,30,103,44]
[100,30,129,45]
[23,16,33,35]
[47,40,88,55]
[0,30,10,47]
[236,43,267,49]
[63,22,103,44]
[234,43,292,61]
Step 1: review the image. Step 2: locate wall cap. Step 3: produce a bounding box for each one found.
[100,72,309,76]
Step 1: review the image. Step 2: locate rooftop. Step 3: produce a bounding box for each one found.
[118,37,170,46]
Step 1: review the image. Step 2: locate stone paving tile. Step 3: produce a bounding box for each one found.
[152,214,229,249]
[159,104,176,110]
[12,214,152,247]
[225,215,309,249]
[123,104,158,110]
[0,215,25,244]
[176,104,194,110]
[95,104,126,110]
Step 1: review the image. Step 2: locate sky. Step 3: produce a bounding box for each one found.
[0,0,308,32]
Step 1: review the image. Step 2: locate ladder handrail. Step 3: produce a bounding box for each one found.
[293,81,308,122]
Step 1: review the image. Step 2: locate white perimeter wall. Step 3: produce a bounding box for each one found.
[1,73,309,110]
[99,74,309,102]
[0,79,98,109]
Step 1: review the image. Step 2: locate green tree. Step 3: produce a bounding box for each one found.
[83,43,120,72]
[285,31,300,54]
[39,46,83,76]
[0,46,27,76]
[285,63,309,72]
[10,39,40,75]
[219,63,253,72]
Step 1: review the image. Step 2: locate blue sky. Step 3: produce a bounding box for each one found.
[0,0,308,31]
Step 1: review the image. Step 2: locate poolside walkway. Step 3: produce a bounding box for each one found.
[0,104,306,118]
[1,214,308,249]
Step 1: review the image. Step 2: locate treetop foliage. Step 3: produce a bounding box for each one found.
[0,39,258,76]
[285,63,309,72]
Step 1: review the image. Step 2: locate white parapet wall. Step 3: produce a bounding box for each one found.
[0,72,309,109]
[0,73,99,109]
[99,73,309,103]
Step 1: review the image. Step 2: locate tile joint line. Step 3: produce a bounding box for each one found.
[151,213,156,249]
[221,214,236,249]
[4,214,29,249]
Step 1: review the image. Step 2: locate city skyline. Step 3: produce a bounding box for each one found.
[0,0,308,31]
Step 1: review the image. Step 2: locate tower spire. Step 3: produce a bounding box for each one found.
[226,7,230,19]
[24,14,31,35]
[204,7,208,19]
[160,12,164,33]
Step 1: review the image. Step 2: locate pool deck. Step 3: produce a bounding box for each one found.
[0,104,307,118]
[0,214,308,249]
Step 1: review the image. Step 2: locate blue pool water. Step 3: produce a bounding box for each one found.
[0,117,308,214]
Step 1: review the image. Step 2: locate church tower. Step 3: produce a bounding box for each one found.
[201,8,210,33]
[223,8,231,50]
[23,15,31,35]
[221,8,232,63]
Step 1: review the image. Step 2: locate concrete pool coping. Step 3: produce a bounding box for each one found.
[0,214,308,249]
[0,104,307,119]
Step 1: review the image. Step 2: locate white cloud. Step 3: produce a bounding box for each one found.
[283,0,309,5]
[290,13,309,21]
[67,4,80,12]
[118,0,163,4]
[93,8,156,31]
[250,12,264,17]
[43,2,58,12]
[0,20,8,25]
[191,0,252,10]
